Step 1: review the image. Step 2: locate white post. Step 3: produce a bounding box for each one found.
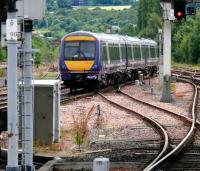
[159,2,173,103]
[23,20,34,171]
[158,28,163,86]
[6,1,20,171]
[163,20,171,76]
[160,20,173,103]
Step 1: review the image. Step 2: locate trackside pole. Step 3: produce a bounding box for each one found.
[160,20,173,103]
[23,20,34,171]
[6,1,20,171]
[158,28,163,86]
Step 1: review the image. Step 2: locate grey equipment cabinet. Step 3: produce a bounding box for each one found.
[33,80,60,144]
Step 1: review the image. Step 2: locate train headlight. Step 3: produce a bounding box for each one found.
[87,74,97,80]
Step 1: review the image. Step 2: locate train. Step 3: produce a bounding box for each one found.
[59,31,159,92]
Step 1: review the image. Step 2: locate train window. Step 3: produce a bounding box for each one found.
[133,46,141,60]
[109,44,120,63]
[64,42,79,59]
[64,41,95,60]
[102,45,108,64]
[127,45,132,60]
[142,46,149,59]
[150,47,155,58]
[155,47,158,58]
[80,42,95,58]
[121,44,126,61]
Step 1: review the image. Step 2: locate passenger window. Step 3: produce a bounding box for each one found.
[133,46,141,60]
[127,45,132,60]
[121,44,126,60]
[142,46,149,59]
[109,44,120,63]
[150,47,155,58]
[102,45,108,63]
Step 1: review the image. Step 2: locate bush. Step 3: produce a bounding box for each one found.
[71,105,96,149]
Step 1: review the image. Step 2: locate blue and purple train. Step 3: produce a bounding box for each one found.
[59,31,159,91]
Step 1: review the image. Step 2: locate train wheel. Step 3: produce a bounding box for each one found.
[106,75,113,86]
[95,81,100,92]
[114,73,123,88]
[123,73,130,83]
[131,70,137,80]
[70,87,74,94]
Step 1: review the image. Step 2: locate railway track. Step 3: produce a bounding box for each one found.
[97,91,170,170]
[59,74,200,170]
[2,72,200,170]
[60,80,135,104]
[60,85,96,104]
[118,89,200,128]
[153,71,200,170]
[95,75,198,170]
[146,79,197,170]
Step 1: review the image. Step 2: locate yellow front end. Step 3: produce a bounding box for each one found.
[64,35,96,72]
[64,61,95,71]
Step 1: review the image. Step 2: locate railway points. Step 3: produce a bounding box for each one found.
[1,71,200,170]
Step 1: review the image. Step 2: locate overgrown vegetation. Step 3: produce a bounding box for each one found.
[137,0,162,39]
[46,0,136,11]
[0,48,7,62]
[71,105,95,149]
[172,12,200,64]
[32,36,59,67]
[138,0,200,65]
[34,6,138,39]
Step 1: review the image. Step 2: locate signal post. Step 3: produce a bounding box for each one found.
[160,0,187,103]
[160,0,197,102]
[160,1,174,103]
[6,0,19,171]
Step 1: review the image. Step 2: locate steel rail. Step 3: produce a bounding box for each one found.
[97,92,169,170]
[60,81,135,104]
[144,79,197,171]
[118,89,200,128]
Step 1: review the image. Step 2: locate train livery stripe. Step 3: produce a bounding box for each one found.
[64,36,96,41]
[64,61,95,71]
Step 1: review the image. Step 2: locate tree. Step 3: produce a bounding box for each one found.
[138,13,162,39]
[0,49,6,62]
[188,13,200,64]
[137,0,162,38]
[137,0,149,30]
[46,0,58,11]
[172,12,200,64]
[57,0,72,8]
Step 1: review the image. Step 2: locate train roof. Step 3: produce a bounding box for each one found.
[62,31,157,46]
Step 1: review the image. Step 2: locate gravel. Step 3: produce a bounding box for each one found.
[57,77,194,156]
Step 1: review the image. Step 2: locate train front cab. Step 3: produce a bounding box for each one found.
[60,34,100,91]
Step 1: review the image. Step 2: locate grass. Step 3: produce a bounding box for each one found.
[74,5,132,11]
[172,62,200,70]
[33,29,50,34]
[40,72,59,79]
